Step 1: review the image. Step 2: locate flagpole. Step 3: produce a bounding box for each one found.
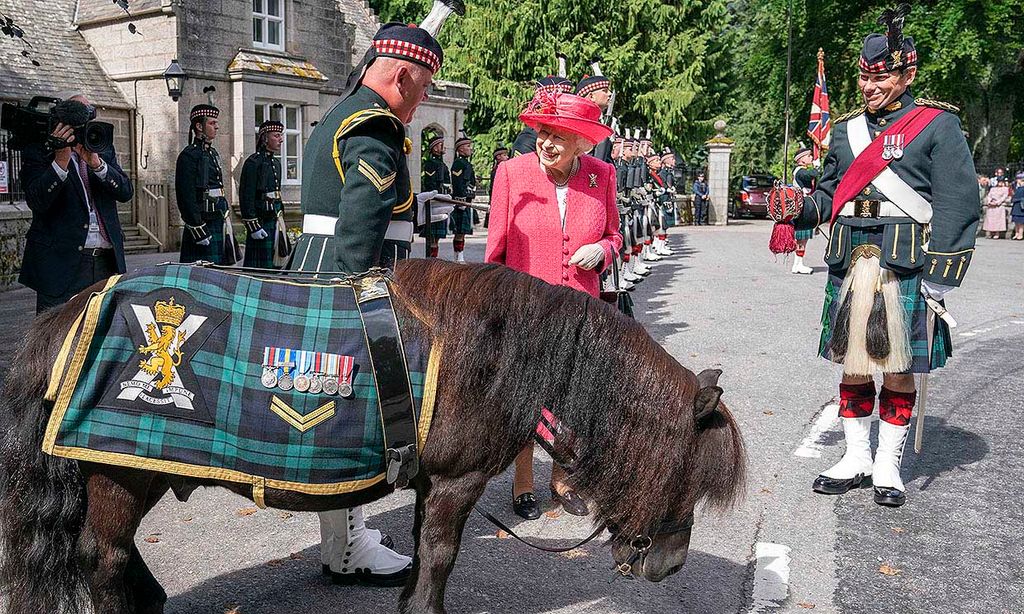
[782,0,793,182]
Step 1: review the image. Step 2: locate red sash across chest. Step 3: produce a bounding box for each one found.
[830,106,943,226]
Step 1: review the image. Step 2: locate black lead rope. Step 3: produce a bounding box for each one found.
[473,505,606,553]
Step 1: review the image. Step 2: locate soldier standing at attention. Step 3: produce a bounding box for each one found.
[791,146,819,274]
[449,134,476,263]
[287,4,459,585]
[575,62,613,163]
[175,104,229,264]
[511,76,575,156]
[485,144,509,228]
[784,5,978,508]
[419,134,451,258]
[239,120,285,268]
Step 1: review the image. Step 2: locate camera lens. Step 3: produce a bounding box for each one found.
[81,121,114,152]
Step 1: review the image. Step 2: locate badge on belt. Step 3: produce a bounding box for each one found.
[881,134,905,161]
[262,347,355,398]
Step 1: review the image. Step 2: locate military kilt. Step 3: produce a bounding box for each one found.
[243,213,280,269]
[449,206,474,235]
[796,228,815,242]
[662,202,677,228]
[818,226,951,373]
[419,220,448,239]
[181,207,228,265]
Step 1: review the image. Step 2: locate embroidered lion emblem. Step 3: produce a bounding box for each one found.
[138,323,186,390]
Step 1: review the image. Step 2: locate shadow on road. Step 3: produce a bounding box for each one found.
[904,416,988,491]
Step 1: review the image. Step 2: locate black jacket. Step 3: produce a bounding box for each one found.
[19,143,132,295]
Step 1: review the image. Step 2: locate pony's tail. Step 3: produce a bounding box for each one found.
[0,307,88,613]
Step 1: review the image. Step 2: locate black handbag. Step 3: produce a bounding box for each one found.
[599,253,635,319]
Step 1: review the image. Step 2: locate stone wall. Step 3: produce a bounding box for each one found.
[0,204,31,289]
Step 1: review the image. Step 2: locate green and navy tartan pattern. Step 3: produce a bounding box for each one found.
[818,227,951,373]
[49,264,430,488]
[795,228,815,242]
[449,207,474,235]
[242,213,281,269]
[419,219,448,239]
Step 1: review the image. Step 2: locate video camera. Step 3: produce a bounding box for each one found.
[0,96,114,152]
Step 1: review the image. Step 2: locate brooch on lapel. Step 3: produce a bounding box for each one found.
[588,173,598,188]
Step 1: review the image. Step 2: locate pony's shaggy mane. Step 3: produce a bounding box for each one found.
[394,260,746,536]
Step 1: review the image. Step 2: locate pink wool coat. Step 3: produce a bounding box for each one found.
[485,152,623,297]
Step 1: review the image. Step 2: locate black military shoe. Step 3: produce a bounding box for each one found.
[873,486,906,507]
[812,473,872,495]
[329,562,412,587]
[512,492,541,520]
[321,533,397,576]
[551,489,589,516]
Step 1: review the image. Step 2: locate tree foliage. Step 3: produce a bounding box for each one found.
[369,0,736,171]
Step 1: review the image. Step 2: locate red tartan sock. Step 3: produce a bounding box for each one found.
[428,245,439,258]
[622,253,631,262]
[838,381,876,418]
[879,387,916,426]
[658,233,667,240]
[453,237,465,252]
[632,245,643,255]
[644,240,652,245]
[796,248,806,257]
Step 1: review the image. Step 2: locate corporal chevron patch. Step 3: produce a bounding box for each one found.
[358,158,397,192]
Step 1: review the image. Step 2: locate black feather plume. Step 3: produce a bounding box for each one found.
[878,4,912,57]
[829,291,853,359]
[866,289,891,360]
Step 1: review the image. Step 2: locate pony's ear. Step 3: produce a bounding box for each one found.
[696,368,723,389]
[694,386,723,425]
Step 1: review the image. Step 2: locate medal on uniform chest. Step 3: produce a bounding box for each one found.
[260,347,279,388]
[891,133,905,160]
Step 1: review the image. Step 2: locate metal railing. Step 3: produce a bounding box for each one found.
[137,182,169,250]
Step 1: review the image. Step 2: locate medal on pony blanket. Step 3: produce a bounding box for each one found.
[261,347,278,388]
[277,348,295,391]
[323,354,339,395]
[337,355,355,398]
[294,350,312,393]
[308,352,324,394]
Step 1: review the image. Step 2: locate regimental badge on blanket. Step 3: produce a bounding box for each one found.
[99,290,226,422]
[262,347,356,397]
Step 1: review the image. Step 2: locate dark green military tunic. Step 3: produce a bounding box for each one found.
[288,86,415,274]
[449,154,476,235]
[657,167,677,227]
[418,154,451,239]
[239,149,284,268]
[175,141,230,264]
[511,127,538,157]
[795,91,980,373]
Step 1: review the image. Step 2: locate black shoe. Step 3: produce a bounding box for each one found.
[873,486,906,508]
[329,562,412,587]
[321,533,397,576]
[812,473,872,495]
[512,492,541,520]
[551,489,589,516]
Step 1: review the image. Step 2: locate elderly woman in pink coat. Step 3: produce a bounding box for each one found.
[486,92,622,519]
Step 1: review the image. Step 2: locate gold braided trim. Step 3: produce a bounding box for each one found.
[392,190,414,215]
[331,108,403,185]
[915,98,960,114]
[834,107,866,123]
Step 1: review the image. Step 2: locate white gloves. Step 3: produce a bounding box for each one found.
[415,191,454,225]
[920,280,954,300]
[250,228,269,240]
[569,243,605,271]
[197,237,211,246]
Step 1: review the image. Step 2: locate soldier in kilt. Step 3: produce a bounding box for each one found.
[419,135,451,257]
[792,147,819,274]
[239,121,285,268]
[659,148,679,230]
[175,104,229,264]
[511,76,575,157]
[287,9,458,585]
[449,134,476,262]
[787,7,979,508]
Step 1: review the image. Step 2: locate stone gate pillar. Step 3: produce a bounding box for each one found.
[706,119,735,226]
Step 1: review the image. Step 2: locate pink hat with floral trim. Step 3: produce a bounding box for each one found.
[518,92,613,146]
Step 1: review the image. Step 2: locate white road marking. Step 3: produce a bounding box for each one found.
[793,404,839,458]
[959,319,1024,338]
[749,542,792,612]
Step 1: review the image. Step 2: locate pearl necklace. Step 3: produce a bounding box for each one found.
[547,157,580,188]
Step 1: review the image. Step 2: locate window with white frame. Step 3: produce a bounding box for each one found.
[255,102,303,185]
[252,0,284,51]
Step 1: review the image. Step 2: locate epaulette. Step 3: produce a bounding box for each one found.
[915,98,960,114]
[833,107,866,123]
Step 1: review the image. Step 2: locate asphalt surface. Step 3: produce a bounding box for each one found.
[0,223,1021,614]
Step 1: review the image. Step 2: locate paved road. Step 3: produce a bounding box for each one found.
[1,223,1021,613]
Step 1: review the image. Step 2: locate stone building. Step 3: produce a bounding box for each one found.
[0,0,470,286]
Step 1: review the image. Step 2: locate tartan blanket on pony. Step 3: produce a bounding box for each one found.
[42,264,437,501]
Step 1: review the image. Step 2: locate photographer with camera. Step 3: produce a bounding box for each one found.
[17,93,132,313]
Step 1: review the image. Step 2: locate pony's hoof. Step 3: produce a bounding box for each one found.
[550,489,589,516]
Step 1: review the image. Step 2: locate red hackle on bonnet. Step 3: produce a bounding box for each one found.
[767,182,803,254]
